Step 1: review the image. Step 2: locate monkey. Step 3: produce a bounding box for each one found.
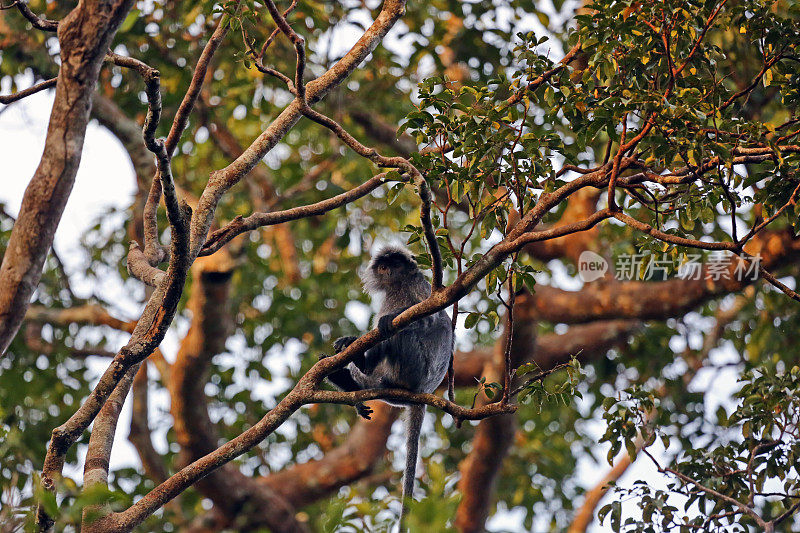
[320,245,453,529]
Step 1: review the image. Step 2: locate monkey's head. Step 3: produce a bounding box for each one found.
[363,246,422,293]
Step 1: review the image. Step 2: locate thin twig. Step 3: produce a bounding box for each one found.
[200,172,390,256]
[0,77,56,105]
[264,0,306,100]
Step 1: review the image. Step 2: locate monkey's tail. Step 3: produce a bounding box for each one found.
[399,403,425,532]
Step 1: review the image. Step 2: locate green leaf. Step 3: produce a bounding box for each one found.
[119,9,140,33]
[464,313,480,330]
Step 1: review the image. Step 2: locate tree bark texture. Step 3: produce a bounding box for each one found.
[0,0,135,354]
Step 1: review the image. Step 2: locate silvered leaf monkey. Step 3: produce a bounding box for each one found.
[322,245,453,529]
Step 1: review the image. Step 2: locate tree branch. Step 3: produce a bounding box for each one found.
[12,0,58,31]
[200,172,388,256]
[0,77,56,104]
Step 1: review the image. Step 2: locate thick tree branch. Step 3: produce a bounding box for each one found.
[81,364,139,532]
[126,242,166,287]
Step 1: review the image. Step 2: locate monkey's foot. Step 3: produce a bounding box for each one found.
[333,336,358,353]
[355,402,373,420]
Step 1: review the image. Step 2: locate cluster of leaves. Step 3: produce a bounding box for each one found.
[599,366,800,531]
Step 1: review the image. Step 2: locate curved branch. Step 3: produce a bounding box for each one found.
[13,0,58,31]
[126,242,166,287]
[188,0,409,257]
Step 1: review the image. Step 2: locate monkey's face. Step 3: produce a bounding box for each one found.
[369,251,417,289]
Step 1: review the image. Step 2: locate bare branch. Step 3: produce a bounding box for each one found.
[200,172,389,256]
[126,242,166,287]
[13,0,58,31]
[81,364,139,530]
[137,6,237,266]
[0,77,56,104]
[264,0,306,99]
[188,0,409,257]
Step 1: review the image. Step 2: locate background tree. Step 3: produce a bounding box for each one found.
[1,0,799,531]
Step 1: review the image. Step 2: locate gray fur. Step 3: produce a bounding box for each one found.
[325,245,453,530]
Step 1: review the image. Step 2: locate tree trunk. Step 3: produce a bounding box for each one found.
[0,0,134,354]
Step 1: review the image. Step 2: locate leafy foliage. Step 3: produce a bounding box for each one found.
[1,0,799,531]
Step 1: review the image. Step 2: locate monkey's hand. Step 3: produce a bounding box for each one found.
[377,312,402,336]
[355,402,373,420]
[333,336,358,353]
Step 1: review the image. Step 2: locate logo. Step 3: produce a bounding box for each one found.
[578,251,608,282]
